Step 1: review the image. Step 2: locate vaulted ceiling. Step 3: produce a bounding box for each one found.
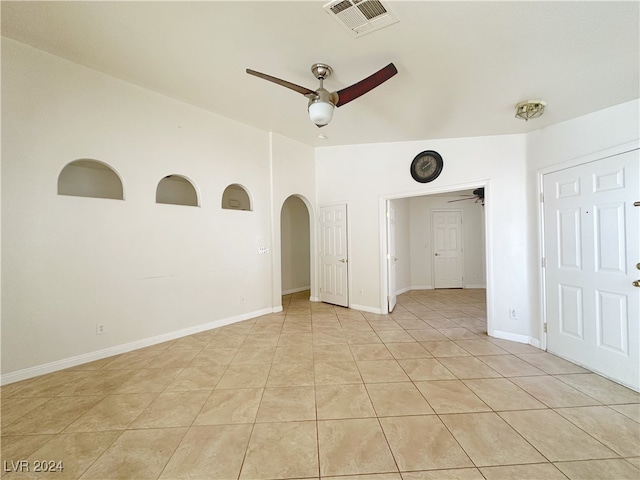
[2,1,638,146]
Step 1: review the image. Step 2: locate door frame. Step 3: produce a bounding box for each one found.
[537,140,640,352]
[379,182,490,332]
[431,208,464,289]
[318,201,352,308]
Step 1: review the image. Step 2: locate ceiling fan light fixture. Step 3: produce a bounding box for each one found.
[515,100,547,121]
[308,99,334,126]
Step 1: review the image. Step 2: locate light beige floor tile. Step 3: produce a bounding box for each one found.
[376,329,416,343]
[610,403,640,423]
[13,431,121,480]
[240,421,318,479]
[463,378,547,411]
[439,328,480,340]
[554,459,640,480]
[215,364,271,389]
[101,350,161,370]
[114,368,182,394]
[420,341,471,358]
[324,474,401,479]
[147,347,200,369]
[2,396,103,435]
[171,334,212,350]
[64,393,156,432]
[384,342,431,359]
[6,371,88,398]
[314,361,362,385]
[350,344,393,361]
[60,369,138,396]
[79,427,187,479]
[230,346,276,365]
[314,345,354,361]
[437,357,502,379]
[407,329,448,342]
[398,358,456,381]
[256,386,316,422]
[130,391,211,428]
[499,409,618,462]
[401,469,484,480]
[515,353,590,374]
[555,373,640,404]
[509,376,600,408]
[356,360,411,383]
[440,412,547,466]
[1,435,56,469]
[313,331,348,346]
[191,347,238,366]
[278,332,313,346]
[475,355,546,377]
[393,318,429,330]
[211,332,247,348]
[454,340,509,356]
[193,388,262,425]
[626,457,640,469]
[415,380,490,414]
[242,333,280,347]
[366,382,434,416]
[379,415,473,471]
[555,406,640,457]
[165,365,226,391]
[367,319,403,331]
[272,344,314,364]
[160,424,252,479]
[479,463,567,479]
[267,362,315,386]
[318,418,397,476]
[280,322,312,333]
[316,384,376,419]
[1,397,51,428]
[485,338,543,355]
[344,331,382,345]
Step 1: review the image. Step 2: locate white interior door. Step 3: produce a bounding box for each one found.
[543,149,639,390]
[319,204,349,307]
[432,210,463,288]
[387,201,397,312]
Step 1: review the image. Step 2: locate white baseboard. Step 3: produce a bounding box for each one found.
[282,286,311,295]
[528,337,542,349]
[1,306,278,385]
[410,285,434,290]
[310,296,321,302]
[396,286,412,295]
[464,284,486,289]
[350,303,383,315]
[491,329,531,345]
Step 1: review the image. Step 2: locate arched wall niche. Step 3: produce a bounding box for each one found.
[221,183,252,211]
[156,175,199,207]
[57,159,124,200]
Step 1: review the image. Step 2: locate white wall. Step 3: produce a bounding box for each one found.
[316,134,529,339]
[1,39,286,380]
[281,195,311,294]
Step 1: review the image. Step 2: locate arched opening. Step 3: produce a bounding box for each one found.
[57,159,124,200]
[222,184,252,211]
[280,195,311,295]
[156,175,199,207]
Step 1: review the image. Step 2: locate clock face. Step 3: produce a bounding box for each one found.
[410,150,443,183]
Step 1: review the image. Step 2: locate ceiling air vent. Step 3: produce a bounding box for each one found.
[324,0,399,38]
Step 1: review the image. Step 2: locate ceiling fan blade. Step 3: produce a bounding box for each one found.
[246,68,316,96]
[334,63,398,107]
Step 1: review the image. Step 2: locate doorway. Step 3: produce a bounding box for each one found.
[280,195,311,296]
[432,210,464,288]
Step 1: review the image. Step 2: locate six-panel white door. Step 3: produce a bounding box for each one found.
[319,204,349,307]
[543,149,639,390]
[432,210,464,288]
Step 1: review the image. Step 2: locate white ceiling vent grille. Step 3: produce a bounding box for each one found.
[324,0,399,38]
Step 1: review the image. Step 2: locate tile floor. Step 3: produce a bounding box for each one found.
[2,289,639,479]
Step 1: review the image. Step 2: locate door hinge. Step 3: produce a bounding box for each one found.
[541,258,546,268]
[543,323,547,333]
[540,193,544,203]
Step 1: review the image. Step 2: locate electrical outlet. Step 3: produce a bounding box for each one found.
[509,308,517,319]
[96,324,105,335]
[241,297,246,305]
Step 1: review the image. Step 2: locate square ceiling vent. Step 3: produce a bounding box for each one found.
[324,0,399,38]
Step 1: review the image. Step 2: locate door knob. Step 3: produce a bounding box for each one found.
[633,280,640,287]
[636,262,640,270]
[339,259,347,263]
[434,253,440,256]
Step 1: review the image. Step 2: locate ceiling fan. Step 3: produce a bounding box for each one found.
[246,62,397,127]
[447,188,485,206]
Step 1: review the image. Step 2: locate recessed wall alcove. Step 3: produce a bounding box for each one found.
[156,175,199,207]
[222,184,252,211]
[57,159,124,200]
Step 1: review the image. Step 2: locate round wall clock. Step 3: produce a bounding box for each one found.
[410,150,443,183]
